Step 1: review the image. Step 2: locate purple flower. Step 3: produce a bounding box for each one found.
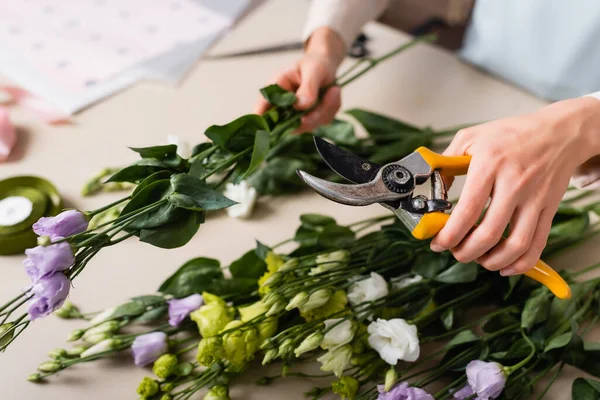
[453,385,474,399]
[27,273,71,320]
[33,210,88,240]
[23,243,74,283]
[377,382,434,400]
[131,332,168,366]
[168,294,203,327]
[465,360,506,400]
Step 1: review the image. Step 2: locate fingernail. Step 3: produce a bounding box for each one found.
[500,267,517,276]
[297,96,312,107]
[430,244,445,252]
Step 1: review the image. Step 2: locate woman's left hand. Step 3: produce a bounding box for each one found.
[430,97,600,276]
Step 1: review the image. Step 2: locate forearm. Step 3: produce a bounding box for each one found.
[302,0,389,54]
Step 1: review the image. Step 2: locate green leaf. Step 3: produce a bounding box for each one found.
[260,84,297,107]
[134,306,168,323]
[572,378,600,400]
[191,142,213,158]
[139,210,203,249]
[255,240,270,259]
[168,174,237,211]
[120,180,181,229]
[248,156,309,195]
[132,170,172,197]
[504,275,523,300]
[446,330,479,349]
[412,252,448,278]
[300,214,337,227]
[189,158,208,178]
[346,109,421,136]
[317,225,355,249]
[205,114,269,153]
[241,130,270,179]
[521,287,551,329]
[131,295,165,308]
[314,120,358,146]
[503,338,533,360]
[108,302,146,320]
[369,134,430,165]
[211,277,258,297]
[545,332,572,352]
[106,160,167,183]
[158,257,224,297]
[229,250,267,280]
[434,262,478,283]
[545,283,592,332]
[483,311,519,333]
[130,145,177,160]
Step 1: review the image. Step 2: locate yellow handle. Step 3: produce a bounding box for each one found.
[415,147,471,176]
[411,212,571,299]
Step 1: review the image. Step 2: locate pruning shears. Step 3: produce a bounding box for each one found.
[297,137,572,299]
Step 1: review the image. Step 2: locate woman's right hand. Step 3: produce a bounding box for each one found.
[254,27,345,133]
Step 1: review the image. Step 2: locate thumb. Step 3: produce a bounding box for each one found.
[295,63,326,110]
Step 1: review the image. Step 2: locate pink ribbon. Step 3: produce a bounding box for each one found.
[0,106,16,161]
[0,86,70,125]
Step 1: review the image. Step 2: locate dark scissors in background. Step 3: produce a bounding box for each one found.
[208,32,370,59]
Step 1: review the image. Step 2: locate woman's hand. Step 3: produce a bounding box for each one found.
[430,97,600,276]
[254,27,345,133]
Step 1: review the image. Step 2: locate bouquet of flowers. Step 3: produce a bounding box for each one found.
[24,196,600,400]
[1,35,473,353]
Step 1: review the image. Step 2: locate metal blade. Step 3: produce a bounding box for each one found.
[297,170,404,206]
[313,136,381,184]
[207,42,303,59]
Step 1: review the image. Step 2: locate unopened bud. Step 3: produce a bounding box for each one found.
[278,338,294,357]
[0,323,15,347]
[294,332,323,357]
[38,361,62,373]
[67,329,85,342]
[262,272,282,287]
[278,258,299,272]
[262,349,278,365]
[385,367,398,392]
[83,332,111,345]
[262,292,281,307]
[80,338,122,358]
[66,345,88,357]
[54,300,81,319]
[285,292,309,311]
[299,289,332,313]
[27,373,43,382]
[162,383,175,393]
[37,236,52,247]
[48,348,68,359]
[84,321,120,336]
[266,300,286,317]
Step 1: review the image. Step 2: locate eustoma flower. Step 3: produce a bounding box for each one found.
[320,319,354,350]
[348,272,389,306]
[454,360,506,400]
[377,382,434,400]
[223,181,257,219]
[131,332,168,366]
[368,318,420,364]
[32,210,89,241]
[27,273,71,320]
[167,294,203,327]
[23,242,74,282]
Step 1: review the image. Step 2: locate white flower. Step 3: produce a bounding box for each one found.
[311,250,349,275]
[80,338,120,358]
[320,319,354,350]
[167,135,191,159]
[391,275,423,291]
[347,272,389,306]
[317,344,353,377]
[367,318,420,365]
[298,289,332,312]
[89,306,117,325]
[223,181,258,219]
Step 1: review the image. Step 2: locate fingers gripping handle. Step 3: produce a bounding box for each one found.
[411,212,571,299]
[415,147,471,176]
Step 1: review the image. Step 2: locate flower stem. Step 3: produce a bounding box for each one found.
[86,196,131,217]
[504,329,536,375]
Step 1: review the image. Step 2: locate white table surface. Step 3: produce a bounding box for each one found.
[1,1,598,399]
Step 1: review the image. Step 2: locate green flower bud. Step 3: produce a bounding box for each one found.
[160,395,173,400]
[316,345,353,378]
[83,332,111,345]
[85,321,120,336]
[262,349,278,365]
[54,300,82,319]
[299,289,332,313]
[257,317,278,342]
[153,354,178,379]
[294,332,323,357]
[67,329,85,342]
[278,258,299,272]
[203,385,230,400]
[27,373,43,383]
[162,383,175,392]
[89,306,117,325]
[238,301,268,322]
[48,348,68,359]
[38,361,62,373]
[37,235,52,247]
[332,375,359,400]
[197,337,224,367]
[278,338,295,357]
[265,252,285,273]
[311,250,350,275]
[261,271,283,287]
[81,339,122,358]
[0,323,15,347]
[221,321,253,368]
[137,377,160,397]
[262,292,281,307]
[265,300,286,317]
[285,292,309,311]
[66,345,88,357]
[190,293,234,338]
[384,367,398,392]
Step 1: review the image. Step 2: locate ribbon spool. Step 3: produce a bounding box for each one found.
[0,176,62,255]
